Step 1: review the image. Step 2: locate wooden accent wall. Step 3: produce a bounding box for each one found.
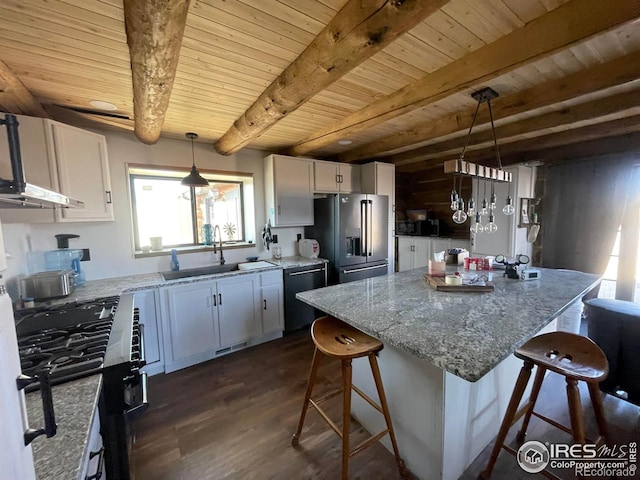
[396,169,471,239]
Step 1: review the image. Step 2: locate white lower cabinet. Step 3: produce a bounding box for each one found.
[162,280,221,372]
[80,408,105,480]
[160,272,281,373]
[133,289,164,376]
[397,237,430,272]
[397,237,471,272]
[260,271,284,335]
[217,275,260,348]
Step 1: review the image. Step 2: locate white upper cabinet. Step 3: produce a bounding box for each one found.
[314,160,360,193]
[48,121,113,222]
[0,114,113,223]
[360,162,395,222]
[264,154,314,227]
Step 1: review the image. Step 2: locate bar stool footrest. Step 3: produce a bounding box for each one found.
[350,429,390,457]
[309,399,343,438]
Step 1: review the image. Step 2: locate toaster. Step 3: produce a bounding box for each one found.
[20,270,76,300]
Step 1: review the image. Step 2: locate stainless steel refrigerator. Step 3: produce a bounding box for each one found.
[305,194,389,285]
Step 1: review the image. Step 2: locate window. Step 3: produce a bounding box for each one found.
[128,165,254,251]
[600,227,620,299]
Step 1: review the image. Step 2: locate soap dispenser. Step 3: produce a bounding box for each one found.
[170,249,180,271]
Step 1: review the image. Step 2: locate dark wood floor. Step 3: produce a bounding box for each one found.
[132,330,640,480]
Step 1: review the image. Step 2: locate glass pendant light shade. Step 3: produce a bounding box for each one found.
[470,213,483,234]
[181,133,209,187]
[487,213,498,233]
[480,198,488,216]
[450,189,458,211]
[452,198,467,224]
[503,195,515,215]
[490,191,497,211]
[467,197,475,216]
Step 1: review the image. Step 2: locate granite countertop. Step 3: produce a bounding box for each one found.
[22,255,327,477]
[267,256,327,269]
[35,256,325,307]
[297,267,601,382]
[26,375,102,480]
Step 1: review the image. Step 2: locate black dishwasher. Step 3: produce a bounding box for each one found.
[283,263,327,333]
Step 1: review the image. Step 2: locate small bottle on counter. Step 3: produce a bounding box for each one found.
[170,249,180,271]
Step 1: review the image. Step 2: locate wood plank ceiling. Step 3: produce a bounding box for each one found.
[0,0,639,173]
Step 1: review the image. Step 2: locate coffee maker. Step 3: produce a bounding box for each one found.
[45,234,85,286]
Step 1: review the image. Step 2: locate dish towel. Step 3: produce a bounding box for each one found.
[262,219,272,250]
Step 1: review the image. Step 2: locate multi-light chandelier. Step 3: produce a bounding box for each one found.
[444,87,513,234]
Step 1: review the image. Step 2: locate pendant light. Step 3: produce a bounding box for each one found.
[443,87,513,233]
[181,132,209,187]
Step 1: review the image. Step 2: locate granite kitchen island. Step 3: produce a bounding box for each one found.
[296,267,601,480]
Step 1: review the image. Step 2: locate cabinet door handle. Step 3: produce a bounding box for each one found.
[17,369,57,445]
[218,293,222,305]
[212,295,217,307]
[105,190,112,204]
[86,447,105,480]
[410,245,415,252]
[263,299,267,310]
[277,205,281,215]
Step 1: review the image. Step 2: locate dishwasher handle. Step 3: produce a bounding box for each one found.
[287,267,325,276]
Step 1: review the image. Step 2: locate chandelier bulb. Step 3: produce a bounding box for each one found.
[452,198,467,224]
[490,193,497,210]
[503,195,515,215]
[450,189,459,211]
[487,213,498,233]
[470,213,483,234]
[481,198,488,216]
[467,198,475,216]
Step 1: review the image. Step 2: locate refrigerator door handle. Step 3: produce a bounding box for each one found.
[360,200,367,257]
[367,200,373,257]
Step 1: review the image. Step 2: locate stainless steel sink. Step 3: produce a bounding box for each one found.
[161,263,239,280]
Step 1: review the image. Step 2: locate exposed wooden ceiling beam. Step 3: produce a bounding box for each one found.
[396,131,640,173]
[285,0,640,157]
[385,89,640,166]
[396,114,640,173]
[0,57,48,117]
[213,0,450,156]
[339,50,640,163]
[124,0,190,145]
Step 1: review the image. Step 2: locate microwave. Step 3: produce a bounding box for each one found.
[397,219,439,236]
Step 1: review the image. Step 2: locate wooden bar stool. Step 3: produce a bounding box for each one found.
[292,315,406,479]
[479,331,609,480]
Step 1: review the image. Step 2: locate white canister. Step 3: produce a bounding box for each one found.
[299,239,320,258]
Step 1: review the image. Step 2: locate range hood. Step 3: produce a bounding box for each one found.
[0,114,84,209]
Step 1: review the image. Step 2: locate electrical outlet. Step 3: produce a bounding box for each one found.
[272,234,278,244]
[81,248,91,261]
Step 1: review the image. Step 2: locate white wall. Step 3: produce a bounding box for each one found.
[1,128,304,294]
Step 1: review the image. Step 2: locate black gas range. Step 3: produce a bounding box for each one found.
[14,293,148,480]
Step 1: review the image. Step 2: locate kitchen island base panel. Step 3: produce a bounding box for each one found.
[350,319,557,480]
